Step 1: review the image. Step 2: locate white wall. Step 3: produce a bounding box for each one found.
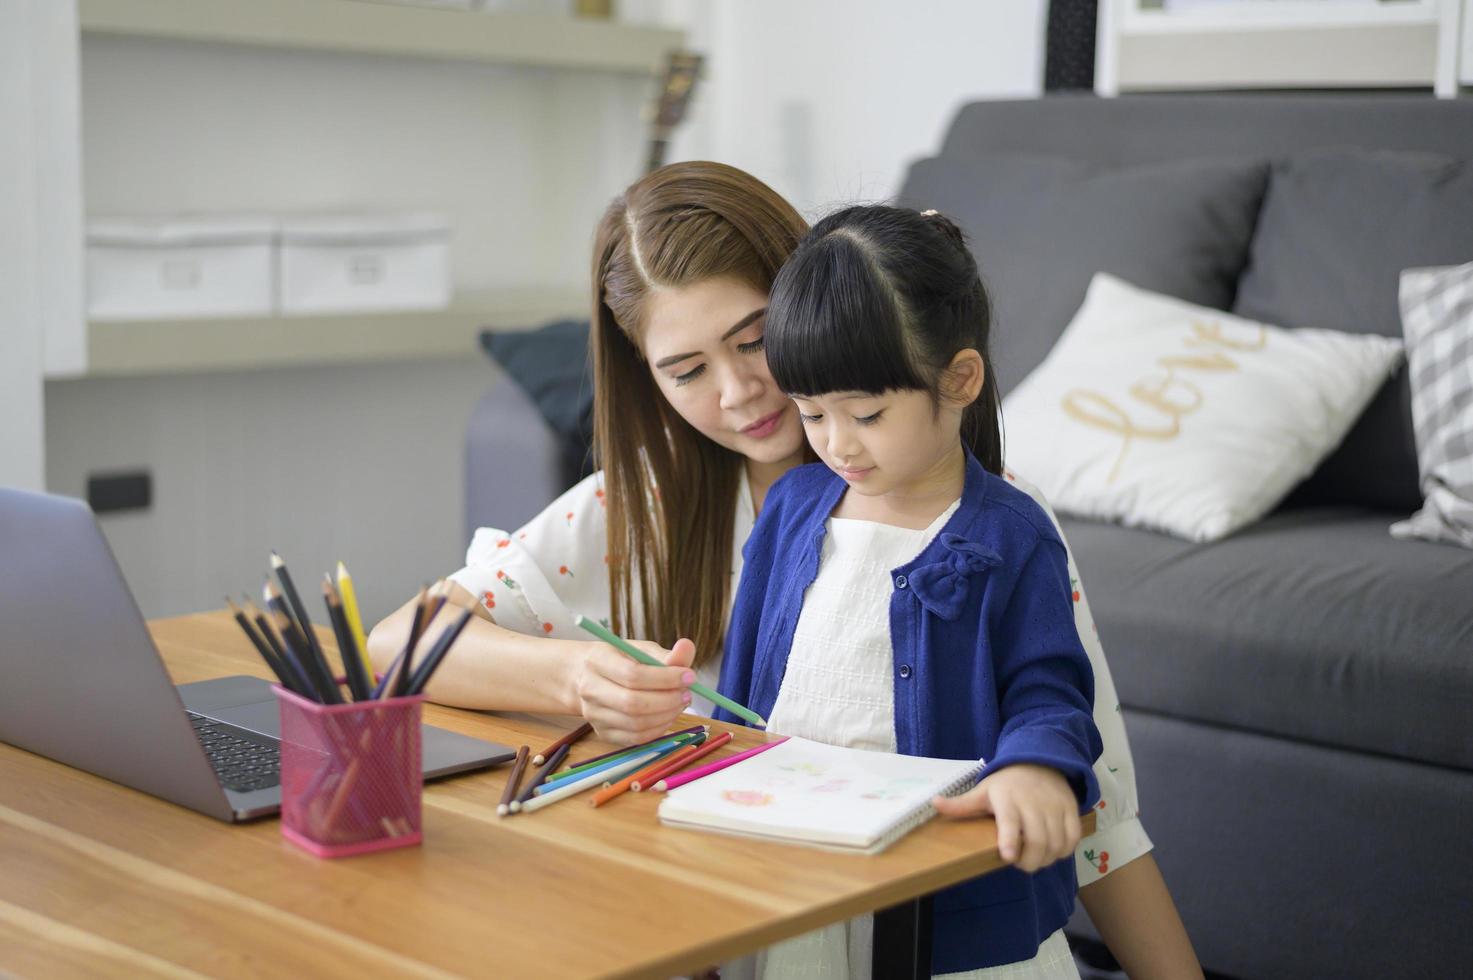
[627,0,1047,218]
[44,30,651,620]
[2,0,82,491]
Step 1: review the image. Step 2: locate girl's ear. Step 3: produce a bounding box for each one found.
[941,349,986,408]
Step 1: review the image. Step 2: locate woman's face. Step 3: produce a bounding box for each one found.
[641,277,805,467]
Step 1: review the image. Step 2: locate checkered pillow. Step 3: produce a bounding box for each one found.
[1391,261,1473,548]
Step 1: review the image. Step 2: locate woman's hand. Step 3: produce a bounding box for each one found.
[932,763,1083,873]
[567,637,697,745]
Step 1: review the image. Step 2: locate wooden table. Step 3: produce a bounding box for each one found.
[0,610,1070,979]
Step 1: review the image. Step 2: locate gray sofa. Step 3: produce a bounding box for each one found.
[468,96,1473,979]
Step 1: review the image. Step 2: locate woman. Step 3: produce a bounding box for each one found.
[370,162,1200,978]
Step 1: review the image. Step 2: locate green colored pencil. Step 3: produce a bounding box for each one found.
[574,615,767,728]
[555,730,703,781]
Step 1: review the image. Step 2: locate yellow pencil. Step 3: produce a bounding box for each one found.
[335,561,375,682]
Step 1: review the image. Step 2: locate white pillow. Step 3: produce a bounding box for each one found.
[1002,273,1404,542]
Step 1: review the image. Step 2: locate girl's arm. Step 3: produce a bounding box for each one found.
[368,585,694,745]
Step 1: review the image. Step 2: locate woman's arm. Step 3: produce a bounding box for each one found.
[368,582,696,745]
[1078,853,1203,980]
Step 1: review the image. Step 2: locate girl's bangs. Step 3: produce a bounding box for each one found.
[765,236,927,398]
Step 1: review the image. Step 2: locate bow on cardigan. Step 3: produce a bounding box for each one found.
[905,533,1003,621]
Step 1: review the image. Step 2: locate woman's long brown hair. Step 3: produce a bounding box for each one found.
[591,162,807,668]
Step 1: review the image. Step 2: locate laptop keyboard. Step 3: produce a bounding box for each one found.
[187,712,280,794]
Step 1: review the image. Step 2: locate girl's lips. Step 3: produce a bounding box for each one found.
[741,410,785,439]
[838,466,875,481]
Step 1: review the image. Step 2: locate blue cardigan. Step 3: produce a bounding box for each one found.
[715,452,1102,972]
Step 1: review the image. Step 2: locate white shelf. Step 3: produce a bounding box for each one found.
[1098,0,1464,95]
[79,0,683,75]
[84,287,585,377]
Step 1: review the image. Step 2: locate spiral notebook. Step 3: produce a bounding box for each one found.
[656,736,985,855]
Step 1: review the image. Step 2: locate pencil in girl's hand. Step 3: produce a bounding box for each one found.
[512,743,570,811]
[404,599,474,696]
[226,596,293,690]
[635,730,733,792]
[532,721,594,767]
[335,562,374,683]
[654,736,790,792]
[573,614,767,728]
[322,577,372,702]
[497,745,530,817]
[265,580,341,703]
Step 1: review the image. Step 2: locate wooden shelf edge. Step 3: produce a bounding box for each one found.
[78,288,585,378]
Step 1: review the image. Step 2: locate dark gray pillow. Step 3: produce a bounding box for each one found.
[480,319,594,484]
[1235,151,1473,513]
[896,153,1269,397]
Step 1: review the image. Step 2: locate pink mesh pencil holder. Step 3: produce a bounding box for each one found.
[273,685,425,858]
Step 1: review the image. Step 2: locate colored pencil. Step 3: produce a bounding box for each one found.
[532,721,594,767]
[262,599,330,702]
[396,584,432,697]
[512,743,570,811]
[270,551,332,677]
[523,748,662,814]
[654,737,789,791]
[573,615,766,728]
[537,736,690,796]
[555,726,706,780]
[265,581,342,703]
[634,730,733,791]
[371,646,410,700]
[625,737,709,793]
[403,601,474,696]
[321,578,372,702]
[225,596,294,690]
[335,561,375,683]
[589,735,707,807]
[245,598,312,697]
[497,745,530,817]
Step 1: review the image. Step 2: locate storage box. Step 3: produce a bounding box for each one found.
[86,215,276,321]
[277,212,451,315]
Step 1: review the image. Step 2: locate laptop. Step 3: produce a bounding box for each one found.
[0,487,516,822]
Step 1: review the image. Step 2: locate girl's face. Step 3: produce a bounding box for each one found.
[641,277,806,467]
[790,352,984,501]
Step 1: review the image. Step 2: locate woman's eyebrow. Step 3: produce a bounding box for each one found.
[719,307,767,342]
[652,308,767,369]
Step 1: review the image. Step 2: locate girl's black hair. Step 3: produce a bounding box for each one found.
[765,204,1004,474]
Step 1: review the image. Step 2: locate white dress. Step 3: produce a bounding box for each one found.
[447,467,1150,886]
[746,503,1079,980]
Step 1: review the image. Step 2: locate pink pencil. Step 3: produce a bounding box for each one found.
[653,736,790,791]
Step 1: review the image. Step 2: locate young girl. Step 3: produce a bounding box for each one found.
[716,205,1101,979]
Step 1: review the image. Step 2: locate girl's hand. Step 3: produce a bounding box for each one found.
[568,637,697,745]
[932,763,1083,873]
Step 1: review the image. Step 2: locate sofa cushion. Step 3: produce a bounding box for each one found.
[896,153,1268,397]
[1235,151,1473,513]
[1060,510,1473,771]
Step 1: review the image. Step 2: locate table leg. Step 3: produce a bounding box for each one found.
[872,894,933,979]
